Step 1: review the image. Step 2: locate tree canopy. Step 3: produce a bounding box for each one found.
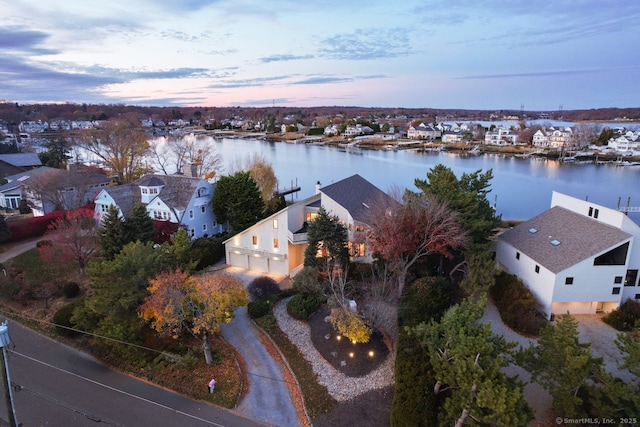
[211,171,265,232]
[303,206,349,270]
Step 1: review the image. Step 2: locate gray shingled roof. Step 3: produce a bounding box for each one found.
[101,184,140,217]
[320,174,394,223]
[0,153,42,167]
[499,206,632,273]
[134,174,201,211]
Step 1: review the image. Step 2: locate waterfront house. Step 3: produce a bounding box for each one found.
[496,192,640,318]
[484,127,518,145]
[224,174,394,276]
[0,153,42,179]
[407,122,441,140]
[94,173,223,239]
[532,127,575,149]
[0,166,112,215]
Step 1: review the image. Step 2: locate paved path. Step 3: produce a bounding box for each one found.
[219,267,302,427]
[1,318,266,427]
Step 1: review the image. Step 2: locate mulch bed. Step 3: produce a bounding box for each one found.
[308,305,390,377]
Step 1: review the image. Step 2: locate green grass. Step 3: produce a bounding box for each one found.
[254,313,337,417]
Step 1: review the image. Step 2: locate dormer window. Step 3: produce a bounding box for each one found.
[197,187,208,197]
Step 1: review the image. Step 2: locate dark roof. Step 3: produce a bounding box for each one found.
[0,153,42,167]
[320,174,394,223]
[100,184,140,217]
[499,206,632,273]
[134,174,202,211]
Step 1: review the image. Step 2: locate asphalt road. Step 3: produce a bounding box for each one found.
[0,320,269,427]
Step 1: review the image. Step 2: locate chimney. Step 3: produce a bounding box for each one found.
[185,163,198,178]
[315,181,321,194]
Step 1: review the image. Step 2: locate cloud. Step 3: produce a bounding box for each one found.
[317,28,412,60]
[292,74,385,85]
[457,66,639,80]
[0,26,59,55]
[259,53,314,63]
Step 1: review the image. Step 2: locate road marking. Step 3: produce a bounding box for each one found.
[10,350,228,427]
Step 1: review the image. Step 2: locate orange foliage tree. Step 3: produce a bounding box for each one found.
[139,270,249,364]
[365,193,468,298]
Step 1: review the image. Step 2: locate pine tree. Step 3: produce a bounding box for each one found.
[0,215,10,243]
[99,205,127,260]
[303,206,349,269]
[125,204,156,244]
[211,171,265,232]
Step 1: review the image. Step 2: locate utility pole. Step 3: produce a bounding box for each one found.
[0,321,18,427]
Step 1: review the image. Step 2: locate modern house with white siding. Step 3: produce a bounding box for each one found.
[224,174,393,276]
[496,191,640,318]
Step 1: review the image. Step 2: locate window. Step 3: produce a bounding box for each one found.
[273,239,279,248]
[635,294,640,300]
[614,276,623,284]
[252,236,258,245]
[516,252,520,260]
[612,287,621,295]
[565,277,574,285]
[594,209,599,219]
[201,206,206,214]
[190,229,195,237]
[535,265,540,274]
[625,270,638,286]
[202,224,207,231]
[189,210,194,219]
[273,219,278,229]
[588,207,593,217]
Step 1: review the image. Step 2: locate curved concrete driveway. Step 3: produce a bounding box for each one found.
[219,267,302,427]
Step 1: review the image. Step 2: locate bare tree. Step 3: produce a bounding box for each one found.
[24,168,106,214]
[76,114,149,183]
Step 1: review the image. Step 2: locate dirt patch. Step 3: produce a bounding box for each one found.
[309,305,390,377]
[312,385,393,427]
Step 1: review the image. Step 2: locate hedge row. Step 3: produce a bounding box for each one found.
[8,210,64,242]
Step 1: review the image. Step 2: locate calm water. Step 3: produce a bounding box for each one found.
[153,136,640,223]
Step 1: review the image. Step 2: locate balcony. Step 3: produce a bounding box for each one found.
[288,230,308,244]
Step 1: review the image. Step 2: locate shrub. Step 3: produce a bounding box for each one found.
[247,299,272,319]
[329,309,372,343]
[247,276,280,301]
[603,299,640,331]
[8,210,64,242]
[36,239,53,248]
[189,236,225,270]
[53,299,84,337]
[287,292,323,321]
[491,271,547,336]
[399,276,451,326]
[62,282,81,298]
[292,266,323,294]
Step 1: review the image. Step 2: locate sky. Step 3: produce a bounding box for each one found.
[2,0,640,111]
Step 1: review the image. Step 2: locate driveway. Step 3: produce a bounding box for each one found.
[482,300,635,425]
[218,266,304,427]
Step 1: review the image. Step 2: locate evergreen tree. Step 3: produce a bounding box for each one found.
[125,204,156,244]
[211,171,265,232]
[303,206,349,269]
[98,205,127,260]
[42,137,72,168]
[412,298,533,426]
[0,215,10,243]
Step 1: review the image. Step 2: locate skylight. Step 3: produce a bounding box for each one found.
[528,228,538,234]
[550,239,561,246]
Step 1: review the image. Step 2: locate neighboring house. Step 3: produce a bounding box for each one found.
[608,133,640,154]
[442,131,464,143]
[0,166,112,215]
[532,127,575,149]
[407,123,441,140]
[94,174,222,239]
[496,191,640,318]
[0,153,42,179]
[484,127,518,145]
[224,174,394,276]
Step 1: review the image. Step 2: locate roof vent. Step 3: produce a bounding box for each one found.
[550,239,561,246]
[528,228,538,234]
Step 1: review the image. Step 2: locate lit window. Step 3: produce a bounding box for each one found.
[252,236,258,245]
[273,219,278,229]
[273,239,279,248]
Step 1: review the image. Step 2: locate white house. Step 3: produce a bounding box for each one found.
[484,127,518,145]
[224,174,394,276]
[407,123,441,140]
[94,174,223,239]
[496,192,640,318]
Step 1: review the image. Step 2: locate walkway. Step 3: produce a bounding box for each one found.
[219,267,303,427]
